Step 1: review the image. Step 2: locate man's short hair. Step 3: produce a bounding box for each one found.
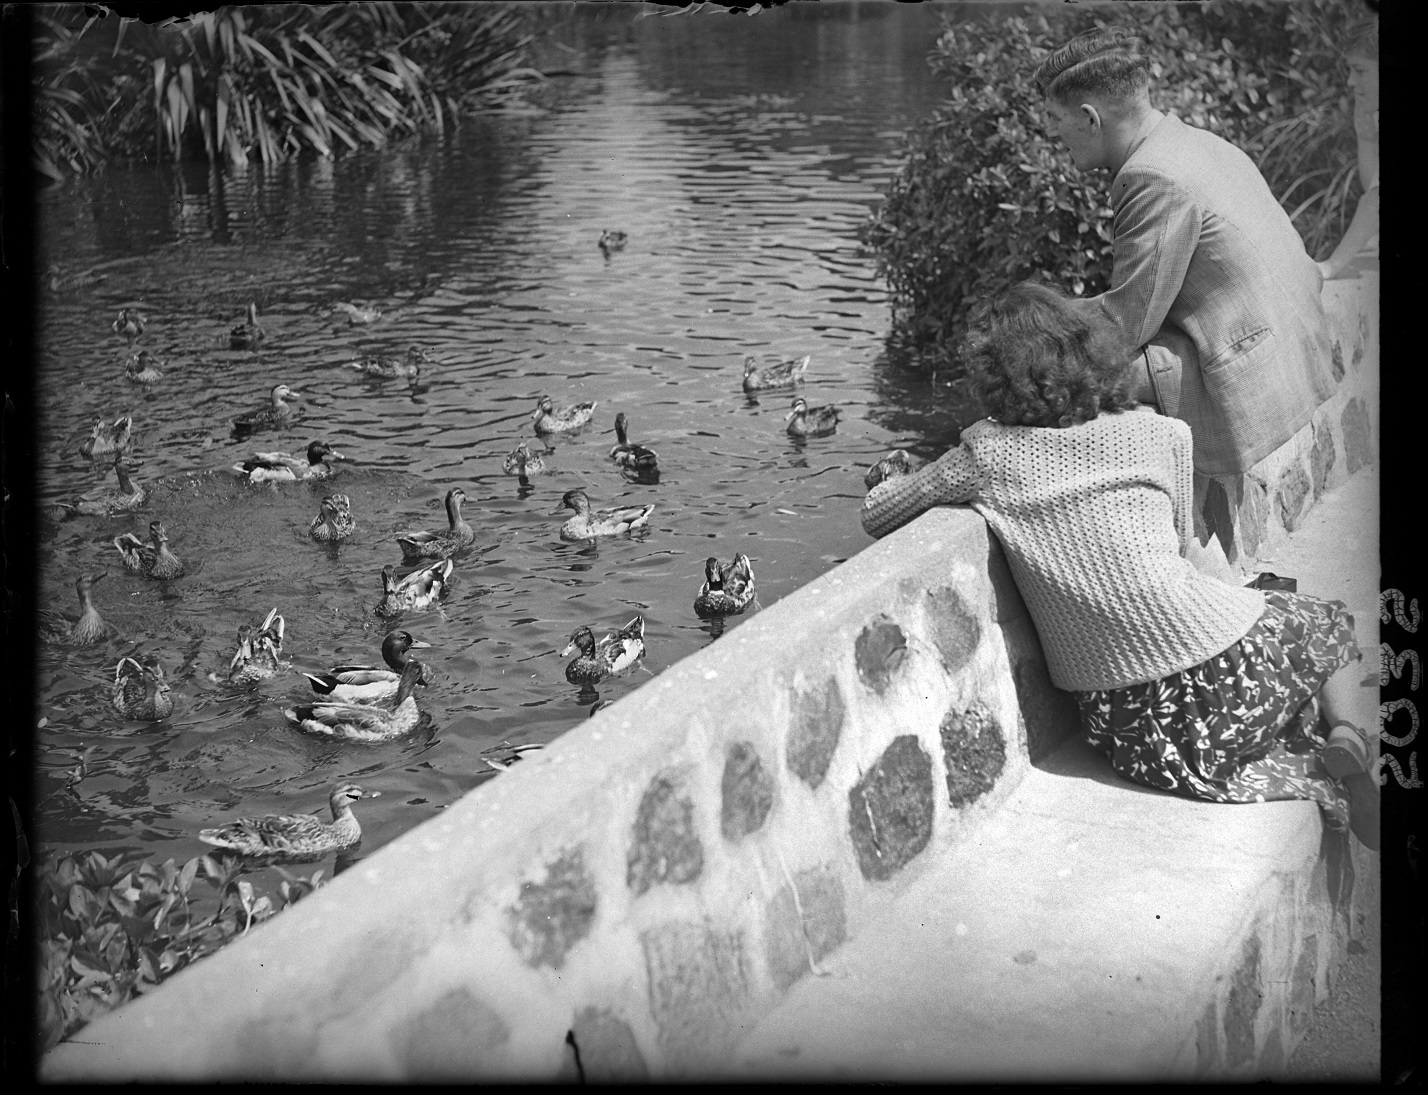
[1034,27,1153,104]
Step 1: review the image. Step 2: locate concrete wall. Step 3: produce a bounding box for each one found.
[40,266,1378,1083]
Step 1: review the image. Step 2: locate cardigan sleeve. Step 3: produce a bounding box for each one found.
[1170,422,1194,553]
[860,443,981,539]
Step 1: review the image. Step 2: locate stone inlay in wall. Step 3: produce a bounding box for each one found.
[1309,420,1336,499]
[506,847,598,970]
[925,586,983,672]
[1290,933,1318,1038]
[627,771,704,897]
[855,617,908,694]
[1223,931,1264,1069]
[1276,460,1313,534]
[393,986,510,1081]
[939,701,1006,809]
[1010,645,1078,761]
[764,865,847,991]
[1340,396,1372,476]
[559,1006,649,1082]
[787,675,844,789]
[721,741,775,841]
[641,921,751,1068]
[847,735,935,881]
[1202,477,1235,559]
[1330,338,1345,382]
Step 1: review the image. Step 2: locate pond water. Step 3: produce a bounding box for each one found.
[33,1,985,873]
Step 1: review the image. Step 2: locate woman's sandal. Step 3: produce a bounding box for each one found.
[1323,723,1380,851]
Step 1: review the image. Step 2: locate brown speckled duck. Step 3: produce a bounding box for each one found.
[58,458,146,518]
[112,654,173,721]
[79,416,133,461]
[39,574,109,645]
[113,521,185,580]
[396,488,475,561]
[198,783,367,864]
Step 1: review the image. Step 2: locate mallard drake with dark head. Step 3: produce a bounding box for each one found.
[397,487,475,561]
[554,489,654,542]
[693,553,756,619]
[309,494,357,542]
[234,440,345,483]
[284,659,428,742]
[58,458,145,518]
[198,783,367,865]
[124,349,164,384]
[610,412,659,473]
[232,384,302,436]
[743,354,809,392]
[347,345,427,380]
[785,397,840,438]
[502,440,547,477]
[39,573,109,646]
[533,395,598,435]
[230,302,265,349]
[79,415,133,461]
[112,654,173,721]
[301,630,433,704]
[111,308,146,346]
[228,608,286,686]
[562,616,646,687]
[376,558,453,618]
[113,521,185,580]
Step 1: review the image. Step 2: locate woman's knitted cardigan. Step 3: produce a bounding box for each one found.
[860,410,1266,691]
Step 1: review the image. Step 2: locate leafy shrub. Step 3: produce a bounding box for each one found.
[34,849,326,1053]
[860,0,1370,373]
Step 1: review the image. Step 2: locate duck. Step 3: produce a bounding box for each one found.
[123,349,164,383]
[562,616,646,687]
[39,573,109,645]
[533,395,598,435]
[785,396,840,438]
[554,489,655,542]
[864,449,915,489]
[231,383,302,435]
[309,494,357,542]
[283,659,427,742]
[376,558,454,618]
[57,458,146,517]
[301,630,434,704]
[502,440,547,477]
[334,301,381,325]
[346,345,428,380]
[112,654,173,721]
[693,552,756,618]
[609,412,659,473]
[198,783,367,865]
[233,440,345,483]
[78,415,133,461]
[113,520,185,579]
[743,353,809,392]
[598,230,628,256]
[227,608,286,686]
[111,308,146,346]
[230,301,265,349]
[396,487,475,560]
[483,743,545,772]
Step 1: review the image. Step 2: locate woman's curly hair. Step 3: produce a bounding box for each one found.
[963,281,1138,428]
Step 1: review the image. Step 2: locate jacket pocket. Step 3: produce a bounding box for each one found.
[1202,326,1277,389]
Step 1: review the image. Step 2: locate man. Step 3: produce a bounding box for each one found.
[1035,27,1339,476]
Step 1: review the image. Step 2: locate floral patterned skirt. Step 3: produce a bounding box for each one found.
[1074,591,1360,830]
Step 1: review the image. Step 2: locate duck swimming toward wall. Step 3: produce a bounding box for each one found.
[562,616,646,688]
[693,553,756,619]
[864,449,915,489]
[743,354,809,393]
[228,608,286,686]
[785,397,840,438]
[39,574,110,646]
[230,302,265,350]
[231,384,301,437]
[334,301,382,326]
[234,440,345,483]
[609,412,659,474]
[346,345,428,380]
[396,487,475,561]
[113,521,185,580]
[376,558,454,618]
[554,489,654,542]
[123,349,164,384]
[502,440,548,478]
[112,654,173,721]
[112,308,147,346]
[78,415,133,461]
[198,783,367,865]
[301,630,434,704]
[533,395,598,435]
[598,230,628,256]
[57,458,146,518]
[284,659,428,742]
[309,494,357,542]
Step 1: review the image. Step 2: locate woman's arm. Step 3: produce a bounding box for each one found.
[1317,184,1379,282]
[861,443,981,539]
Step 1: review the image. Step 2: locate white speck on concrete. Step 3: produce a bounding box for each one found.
[955,922,968,936]
[1057,868,1072,879]
[705,670,718,680]
[592,732,602,741]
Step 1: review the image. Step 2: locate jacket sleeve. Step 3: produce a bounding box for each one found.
[860,443,981,539]
[1090,166,1202,355]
